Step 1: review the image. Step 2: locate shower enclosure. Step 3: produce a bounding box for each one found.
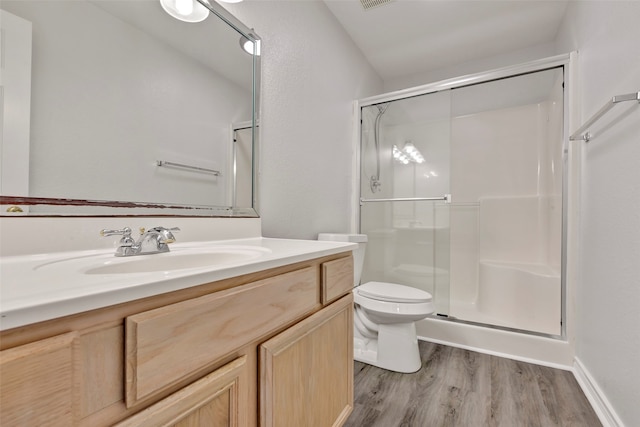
[357,60,565,337]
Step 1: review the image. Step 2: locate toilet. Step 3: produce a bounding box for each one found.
[318,233,435,373]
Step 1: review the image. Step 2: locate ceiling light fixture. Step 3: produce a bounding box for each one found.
[160,0,209,23]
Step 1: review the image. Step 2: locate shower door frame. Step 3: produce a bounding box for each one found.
[351,53,577,342]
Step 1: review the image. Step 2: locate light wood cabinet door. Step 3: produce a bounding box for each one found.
[260,294,354,427]
[115,355,247,427]
[0,332,78,426]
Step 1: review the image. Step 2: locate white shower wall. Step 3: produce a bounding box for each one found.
[448,76,564,334]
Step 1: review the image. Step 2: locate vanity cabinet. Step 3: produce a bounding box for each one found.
[0,252,354,427]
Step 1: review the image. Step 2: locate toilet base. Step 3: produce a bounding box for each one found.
[353,322,422,373]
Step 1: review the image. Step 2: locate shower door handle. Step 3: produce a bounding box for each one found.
[360,194,451,205]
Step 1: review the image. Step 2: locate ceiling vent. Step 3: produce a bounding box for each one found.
[359,0,394,11]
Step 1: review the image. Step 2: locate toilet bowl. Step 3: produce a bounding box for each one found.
[353,281,434,373]
[318,233,435,373]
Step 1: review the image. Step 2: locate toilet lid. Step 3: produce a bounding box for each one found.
[357,281,433,303]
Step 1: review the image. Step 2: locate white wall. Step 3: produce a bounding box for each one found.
[556,2,640,426]
[222,1,383,239]
[384,42,557,93]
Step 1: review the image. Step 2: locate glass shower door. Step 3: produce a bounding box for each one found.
[359,90,451,316]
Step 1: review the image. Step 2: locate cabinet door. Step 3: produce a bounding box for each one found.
[260,294,354,427]
[0,332,78,426]
[115,355,247,427]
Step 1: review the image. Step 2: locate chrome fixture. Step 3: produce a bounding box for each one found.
[369,103,389,193]
[569,91,639,142]
[100,226,180,257]
[360,194,451,205]
[156,160,221,176]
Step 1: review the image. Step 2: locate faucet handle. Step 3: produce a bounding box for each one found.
[148,227,180,233]
[100,226,132,237]
[148,226,180,244]
[100,227,135,246]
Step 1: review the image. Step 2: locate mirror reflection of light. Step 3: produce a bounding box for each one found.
[241,39,261,56]
[176,0,193,15]
[393,145,410,164]
[394,141,424,164]
[160,0,209,23]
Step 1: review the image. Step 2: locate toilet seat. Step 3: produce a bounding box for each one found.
[357,281,433,303]
[353,282,435,320]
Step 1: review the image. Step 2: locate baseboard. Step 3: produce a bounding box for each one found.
[416,317,574,369]
[573,357,624,427]
[418,335,573,371]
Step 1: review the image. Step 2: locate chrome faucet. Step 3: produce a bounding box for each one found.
[100,226,180,257]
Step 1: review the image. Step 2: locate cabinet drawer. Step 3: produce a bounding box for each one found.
[322,256,353,304]
[0,332,78,426]
[126,266,319,407]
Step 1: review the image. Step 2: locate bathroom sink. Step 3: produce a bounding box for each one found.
[86,249,267,274]
[34,245,272,275]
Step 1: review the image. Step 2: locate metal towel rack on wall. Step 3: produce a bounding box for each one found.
[570,91,640,142]
[156,160,221,176]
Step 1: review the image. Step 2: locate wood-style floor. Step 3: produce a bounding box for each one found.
[344,341,601,427]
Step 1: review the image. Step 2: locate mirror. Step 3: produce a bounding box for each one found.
[0,0,260,216]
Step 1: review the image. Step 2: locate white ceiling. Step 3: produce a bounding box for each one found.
[323,0,569,81]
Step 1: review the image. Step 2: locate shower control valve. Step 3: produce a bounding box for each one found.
[370,176,382,193]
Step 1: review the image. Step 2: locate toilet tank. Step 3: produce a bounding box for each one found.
[317,233,367,286]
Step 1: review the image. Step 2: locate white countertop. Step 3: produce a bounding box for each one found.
[0,237,356,331]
